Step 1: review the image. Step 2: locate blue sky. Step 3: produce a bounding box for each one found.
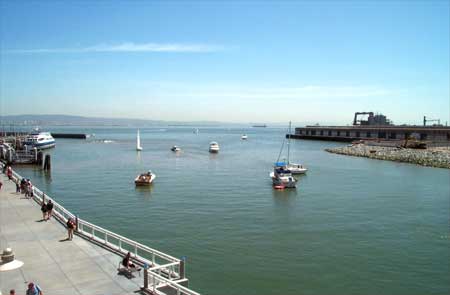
[1,1,449,125]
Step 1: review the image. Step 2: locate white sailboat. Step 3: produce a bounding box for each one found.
[136,129,143,151]
[285,122,307,174]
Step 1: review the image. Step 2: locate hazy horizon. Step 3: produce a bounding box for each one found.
[1,1,449,125]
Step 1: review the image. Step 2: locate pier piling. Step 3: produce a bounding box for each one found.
[43,154,51,170]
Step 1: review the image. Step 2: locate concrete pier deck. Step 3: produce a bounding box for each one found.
[0,174,143,295]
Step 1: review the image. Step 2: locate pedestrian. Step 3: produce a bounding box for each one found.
[6,166,12,180]
[10,289,15,295]
[26,179,32,196]
[20,178,26,193]
[66,218,75,240]
[46,200,53,220]
[0,180,3,190]
[26,282,43,295]
[29,183,34,199]
[16,182,20,193]
[41,202,48,220]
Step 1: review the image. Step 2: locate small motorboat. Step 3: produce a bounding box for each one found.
[270,163,296,188]
[241,134,248,140]
[134,170,156,186]
[209,141,220,153]
[171,145,181,152]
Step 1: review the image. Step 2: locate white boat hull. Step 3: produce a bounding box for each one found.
[270,172,296,188]
[286,164,307,174]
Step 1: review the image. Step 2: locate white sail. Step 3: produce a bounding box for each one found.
[136,129,143,151]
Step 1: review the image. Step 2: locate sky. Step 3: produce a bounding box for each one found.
[1,0,449,125]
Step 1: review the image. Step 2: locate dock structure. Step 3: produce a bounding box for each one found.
[0,164,200,295]
[1,132,88,139]
[291,125,450,146]
[291,112,450,147]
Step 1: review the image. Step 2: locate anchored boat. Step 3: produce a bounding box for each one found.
[270,162,296,188]
[171,145,181,152]
[134,170,155,186]
[209,141,220,153]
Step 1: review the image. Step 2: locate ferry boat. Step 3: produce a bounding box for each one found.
[24,131,56,149]
[209,141,220,153]
[135,170,156,186]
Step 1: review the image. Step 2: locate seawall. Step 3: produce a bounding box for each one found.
[325,144,450,169]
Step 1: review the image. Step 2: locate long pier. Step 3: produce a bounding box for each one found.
[0,163,200,295]
[1,132,88,139]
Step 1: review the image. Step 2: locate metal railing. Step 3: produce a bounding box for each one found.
[1,162,201,295]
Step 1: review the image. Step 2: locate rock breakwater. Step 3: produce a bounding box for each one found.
[325,144,450,169]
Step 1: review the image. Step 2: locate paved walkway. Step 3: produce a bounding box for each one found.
[0,174,143,295]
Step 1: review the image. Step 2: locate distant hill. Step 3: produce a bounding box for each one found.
[0,114,234,127]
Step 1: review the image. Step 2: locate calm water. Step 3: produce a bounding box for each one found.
[14,127,450,295]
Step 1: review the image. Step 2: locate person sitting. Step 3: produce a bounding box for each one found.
[122,252,141,271]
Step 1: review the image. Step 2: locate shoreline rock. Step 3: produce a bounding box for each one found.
[325,144,450,169]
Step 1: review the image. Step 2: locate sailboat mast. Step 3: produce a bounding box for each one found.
[287,121,291,164]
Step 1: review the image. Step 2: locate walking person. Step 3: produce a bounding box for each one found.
[16,182,20,194]
[6,166,12,180]
[41,202,48,221]
[26,282,43,295]
[0,179,3,190]
[66,218,75,240]
[46,200,53,220]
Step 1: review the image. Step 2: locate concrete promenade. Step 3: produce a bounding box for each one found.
[0,174,143,295]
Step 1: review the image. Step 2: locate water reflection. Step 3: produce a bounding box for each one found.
[135,185,153,200]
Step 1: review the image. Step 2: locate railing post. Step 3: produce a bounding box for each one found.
[180,256,186,279]
[42,193,46,205]
[119,239,122,251]
[75,215,79,233]
[143,263,149,289]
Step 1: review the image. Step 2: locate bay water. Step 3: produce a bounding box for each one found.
[14,127,450,295]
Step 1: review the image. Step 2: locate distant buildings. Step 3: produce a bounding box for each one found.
[292,112,450,145]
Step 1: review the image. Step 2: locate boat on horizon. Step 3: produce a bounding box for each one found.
[252,124,267,128]
[241,134,248,140]
[24,130,56,150]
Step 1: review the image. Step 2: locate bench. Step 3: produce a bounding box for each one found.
[118,261,141,277]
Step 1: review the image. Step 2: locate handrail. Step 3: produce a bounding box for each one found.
[0,163,199,295]
[78,219,180,263]
[147,270,201,295]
